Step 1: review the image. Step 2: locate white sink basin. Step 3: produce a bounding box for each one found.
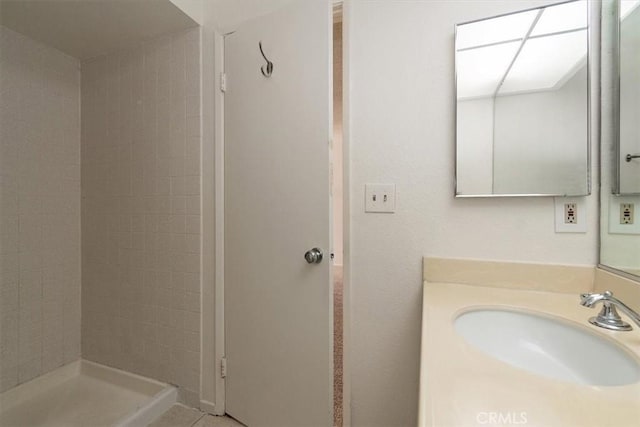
[454,308,640,386]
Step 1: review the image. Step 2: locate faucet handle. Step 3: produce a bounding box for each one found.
[580,290,640,331]
[580,290,615,306]
[589,303,633,331]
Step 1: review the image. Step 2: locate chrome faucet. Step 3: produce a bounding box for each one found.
[580,290,640,331]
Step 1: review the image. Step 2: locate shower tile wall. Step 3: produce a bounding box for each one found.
[0,26,81,393]
[80,28,201,404]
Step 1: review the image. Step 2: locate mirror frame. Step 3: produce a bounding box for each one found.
[454,0,592,198]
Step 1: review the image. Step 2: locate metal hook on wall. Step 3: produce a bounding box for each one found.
[259,41,274,77]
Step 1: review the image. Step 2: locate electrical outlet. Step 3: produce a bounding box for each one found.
[608,196,640,235]
[555,197,586,233]
[620,203,634,224]
[365,184,396,213]
[565,203,577,224]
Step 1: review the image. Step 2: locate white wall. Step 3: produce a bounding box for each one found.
[203,0,296,32]
[347,1,598,426]
[171,0,298,32]
[169,0,204,25]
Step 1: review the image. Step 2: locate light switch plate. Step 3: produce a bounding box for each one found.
[609,195,640,235]
[365,184,396,213]
[554,197,586,233]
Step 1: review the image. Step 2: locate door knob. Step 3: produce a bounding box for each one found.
[304,248,323,264]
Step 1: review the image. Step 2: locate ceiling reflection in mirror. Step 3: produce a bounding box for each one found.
[455,0,589,197]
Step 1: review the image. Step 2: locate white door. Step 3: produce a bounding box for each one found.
[224,2,333,426]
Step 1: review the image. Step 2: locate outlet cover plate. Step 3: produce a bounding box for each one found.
[555,197,587,233]
[365,184,396,213]
[620,203,634,224]
[609,195,640,235]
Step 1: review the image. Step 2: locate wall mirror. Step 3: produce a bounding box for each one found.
[600,0,640,279]
[617,0,640,194]
[455,0,590,197]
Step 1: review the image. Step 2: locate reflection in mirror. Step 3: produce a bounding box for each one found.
[455,0,590,197]
[600,0,640,279]
[618,0,640,194]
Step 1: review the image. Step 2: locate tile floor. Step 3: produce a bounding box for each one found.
[149,405,244,427]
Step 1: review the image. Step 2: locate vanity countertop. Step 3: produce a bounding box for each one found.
[418,281,640,427]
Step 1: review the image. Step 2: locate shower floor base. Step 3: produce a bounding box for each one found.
[0,360,176,427]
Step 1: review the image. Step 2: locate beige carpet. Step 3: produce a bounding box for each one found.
[333,266,343,427]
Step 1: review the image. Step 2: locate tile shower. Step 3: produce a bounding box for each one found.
[0,22,202,408]
[0,26,81,391]
[81,27,202,406]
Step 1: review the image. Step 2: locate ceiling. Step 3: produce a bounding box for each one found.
[0,0,198,59]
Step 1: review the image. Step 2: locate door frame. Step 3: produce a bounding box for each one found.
[199,27,227,416]
[212,30,227,416]
[205,2,353,421]
[338,1,352,425]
